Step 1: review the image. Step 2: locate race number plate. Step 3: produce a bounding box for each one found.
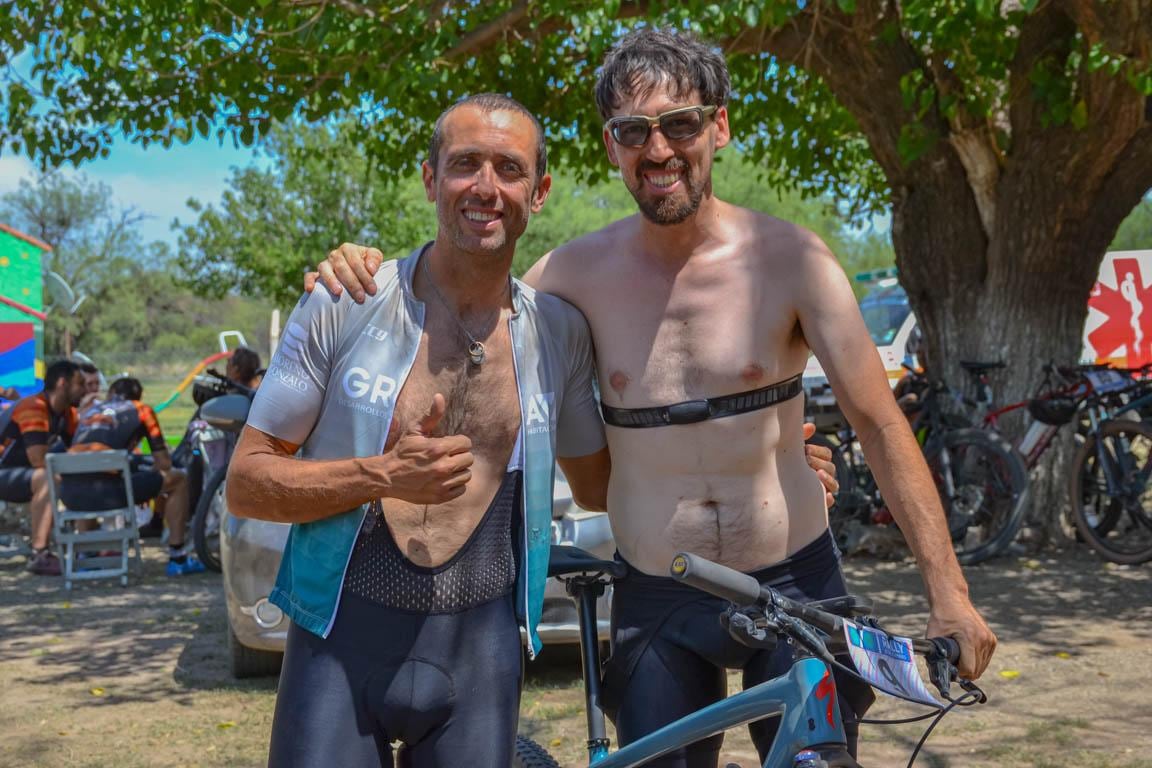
[1084,369,1129,393]
[843,623,942,708]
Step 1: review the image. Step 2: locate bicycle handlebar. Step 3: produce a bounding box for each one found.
[670,551,960,664]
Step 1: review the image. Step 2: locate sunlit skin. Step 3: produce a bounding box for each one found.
[228,106,615,577]
[307,86,994,680]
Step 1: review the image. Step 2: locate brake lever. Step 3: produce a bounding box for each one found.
[925,638,988,704]
[720,606,778,650]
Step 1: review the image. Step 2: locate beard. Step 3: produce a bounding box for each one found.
[631,158,706,226]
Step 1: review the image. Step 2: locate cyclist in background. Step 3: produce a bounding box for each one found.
[64,377,205,575]
[0,360,86,575]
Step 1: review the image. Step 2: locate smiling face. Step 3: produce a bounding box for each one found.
[423,105,551,260]
[603,83,729,226]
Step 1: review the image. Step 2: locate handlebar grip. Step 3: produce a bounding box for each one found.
[910,635,962,664]
[670,552,762,605]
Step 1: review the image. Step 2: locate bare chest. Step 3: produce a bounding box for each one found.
[582,260,804,405]
[385,320,522,465]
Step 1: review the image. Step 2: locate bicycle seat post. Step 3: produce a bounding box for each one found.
[565,577,611,762]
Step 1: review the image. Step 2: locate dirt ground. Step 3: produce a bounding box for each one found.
[1,541,1149,768]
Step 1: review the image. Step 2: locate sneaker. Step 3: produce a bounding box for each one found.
[27,550,61,576]
[166,557,207,576]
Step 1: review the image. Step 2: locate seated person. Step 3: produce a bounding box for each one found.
[225,347,262,391]
[61,377,205,576]
[0,360,86,575]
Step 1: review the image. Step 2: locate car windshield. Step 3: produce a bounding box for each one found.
[859,283,911,345]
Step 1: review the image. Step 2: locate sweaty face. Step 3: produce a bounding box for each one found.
[423,106,549,259]
[604,84,729,226]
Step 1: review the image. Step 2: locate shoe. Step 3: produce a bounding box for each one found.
[166,557,207,576]
[27,550,62,576]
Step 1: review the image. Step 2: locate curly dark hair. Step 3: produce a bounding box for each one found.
[595,28,730,120]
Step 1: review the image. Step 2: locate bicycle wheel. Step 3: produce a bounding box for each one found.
[1069,420,1152,565]
[192,466,226,572]
[924,428,1028,565]
[511,735,561,768]
[808,435,855,543]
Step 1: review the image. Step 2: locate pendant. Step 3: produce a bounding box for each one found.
[468,341,486,366]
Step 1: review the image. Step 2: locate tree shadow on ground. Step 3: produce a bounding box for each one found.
[0,545,275,711]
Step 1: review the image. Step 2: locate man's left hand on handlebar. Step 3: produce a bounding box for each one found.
[927,596,997,680]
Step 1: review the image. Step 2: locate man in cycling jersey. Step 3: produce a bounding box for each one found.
[65,377,204,575]
[0,359,86,576]
[227,94,612,768]
[315,27,996,767]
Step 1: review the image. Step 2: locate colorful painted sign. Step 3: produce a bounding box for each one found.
[0,223,49,396]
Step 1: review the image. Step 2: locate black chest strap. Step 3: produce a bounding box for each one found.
[601,373,803,428]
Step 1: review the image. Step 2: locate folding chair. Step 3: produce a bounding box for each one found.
[45,450,143,589]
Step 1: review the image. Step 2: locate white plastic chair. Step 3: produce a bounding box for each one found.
[45,450,142,589]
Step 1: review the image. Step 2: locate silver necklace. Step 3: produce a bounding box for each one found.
[421,255,506,366]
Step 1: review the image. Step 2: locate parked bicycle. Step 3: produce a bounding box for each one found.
[810,365,1027,565]
[512,546,986,768]
[953,360,1152,564]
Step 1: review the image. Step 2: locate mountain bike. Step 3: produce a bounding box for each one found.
[1065,365,1152,564]
[513,546,985,768]
[958,360,1152,563]
[812,365,1027,565]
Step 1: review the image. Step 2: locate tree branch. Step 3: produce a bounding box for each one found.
[441,1,531,61]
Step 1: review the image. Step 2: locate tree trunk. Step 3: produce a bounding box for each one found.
[894,184,1132,545]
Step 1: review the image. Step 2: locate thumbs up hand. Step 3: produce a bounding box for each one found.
[380,394,474,504]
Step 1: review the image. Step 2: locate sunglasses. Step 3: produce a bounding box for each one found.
[606,105,719,148]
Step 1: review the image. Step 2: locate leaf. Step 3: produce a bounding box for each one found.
[835,0,857,13]
[1055,651,1071,659]
[999,669,1020,679]
[217,721,237,729]
[90,687,105,696]
[550,738,562,747]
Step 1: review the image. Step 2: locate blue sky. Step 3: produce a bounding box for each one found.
[0,135,260,247]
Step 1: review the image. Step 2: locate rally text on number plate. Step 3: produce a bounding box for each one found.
[843,623,942,708]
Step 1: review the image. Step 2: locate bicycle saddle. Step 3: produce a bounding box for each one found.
[548,545,627,579]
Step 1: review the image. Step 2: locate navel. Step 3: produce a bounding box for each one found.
[740,363,766,386]
[609,371,631,395]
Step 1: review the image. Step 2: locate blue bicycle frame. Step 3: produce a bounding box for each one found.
[586,655,845,768]
[552,555,852,768]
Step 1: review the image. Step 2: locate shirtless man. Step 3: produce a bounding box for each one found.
[317,27,995,768]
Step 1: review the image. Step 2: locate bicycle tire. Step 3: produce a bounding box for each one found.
[1068,420,1152,565]
[192,466,226,572]
[924,428,1028,565]
[808,434,855,540]
[511,735,561,768]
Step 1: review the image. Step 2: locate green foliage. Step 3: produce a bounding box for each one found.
[6,2,1147,221]
[1112,196,1152,252]
[175,121,431,307]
